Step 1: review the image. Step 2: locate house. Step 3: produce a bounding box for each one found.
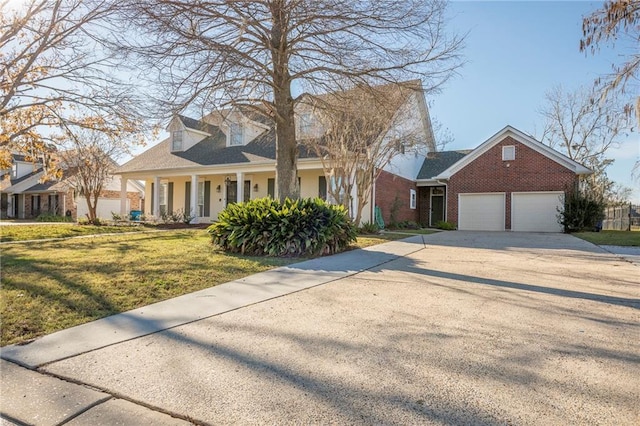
[417,126,592,232]
[115,81,435,225]
[0,154,145,220]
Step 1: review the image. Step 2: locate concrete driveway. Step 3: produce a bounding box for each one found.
[3,231,639,425]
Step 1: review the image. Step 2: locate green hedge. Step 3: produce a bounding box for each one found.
[207,197,357,257]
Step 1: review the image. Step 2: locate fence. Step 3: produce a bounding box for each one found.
[602,203,640,231]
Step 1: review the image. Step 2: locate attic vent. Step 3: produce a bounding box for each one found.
[502,145,515,161]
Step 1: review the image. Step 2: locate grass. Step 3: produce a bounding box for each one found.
[0,223,150,242]
[0,229,402,346]
[573,230,640,247]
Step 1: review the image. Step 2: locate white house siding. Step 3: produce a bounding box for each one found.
[382,92,431,182]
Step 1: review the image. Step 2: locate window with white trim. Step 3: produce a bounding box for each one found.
[299,113,313,135]
[172,130,183,151]
[502,145,515,161]
[198,181,205,217]
[229,122,243,146]
[159,182,168,214]
[410,189,417,209]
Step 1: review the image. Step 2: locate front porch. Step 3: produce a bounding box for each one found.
[119,169,330,224]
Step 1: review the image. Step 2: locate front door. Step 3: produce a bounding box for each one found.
[429,188,445,227]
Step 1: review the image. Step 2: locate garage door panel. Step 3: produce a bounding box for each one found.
[458,193,505,231]
[512,192,564,233]
[77,198,129,220]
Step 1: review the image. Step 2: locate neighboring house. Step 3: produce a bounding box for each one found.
[417,126,592,232]
[116,81,435,225]
[0,154,145,220]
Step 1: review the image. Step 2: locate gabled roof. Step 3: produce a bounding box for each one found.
[433,125,592,180]
[417,150,471,180]
[177,115,219,135]
[118,125,320,174]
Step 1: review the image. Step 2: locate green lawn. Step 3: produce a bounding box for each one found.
[573,230,640,246]
[0,223,150,242]
[0,229,402,345]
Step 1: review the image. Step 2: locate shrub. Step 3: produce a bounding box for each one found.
[160,209,196,224]
[35,213,73,223]
[388,220,420,230]
[435,220,456,230]
[358,221,380,234]
[208,197,357,257]
[559,190,605,233]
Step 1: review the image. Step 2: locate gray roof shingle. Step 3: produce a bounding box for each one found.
[417,150,471,180]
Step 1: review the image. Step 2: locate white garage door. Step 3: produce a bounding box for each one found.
[77,198,129,220]
[458,193,505,231]
[512,192,564,232]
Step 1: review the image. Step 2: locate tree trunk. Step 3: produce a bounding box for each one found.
[85,192,97,223]
[271,1,298,201]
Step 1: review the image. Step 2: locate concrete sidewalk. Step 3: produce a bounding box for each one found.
[2,232,637,425]
[1,235,427,425]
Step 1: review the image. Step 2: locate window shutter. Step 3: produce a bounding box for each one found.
[267,178,275,198]
[204,181,211,216]
[168,182,174,213]
[185,181,191,214]
[318,176,327,200]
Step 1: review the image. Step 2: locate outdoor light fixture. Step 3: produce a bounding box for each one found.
[216,185,221,193]
[253,183,259,192]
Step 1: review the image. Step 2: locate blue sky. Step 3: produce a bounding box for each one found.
[431,0,639,202]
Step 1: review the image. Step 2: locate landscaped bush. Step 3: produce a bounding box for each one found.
[358,221,380,235]
[208,197,357,257]
[35,213,73,223]
[435,220,456,230]
[559,190,605,233]
[388,220,420,230]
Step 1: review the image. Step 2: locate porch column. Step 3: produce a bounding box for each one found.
[190,174,199,224]
[120,176,128,217]
[236,171,244,203]
[153,176,161,218]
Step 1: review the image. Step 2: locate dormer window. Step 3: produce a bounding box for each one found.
[229,123,243,146]
[172,130,183,151]
[299,113,313,135]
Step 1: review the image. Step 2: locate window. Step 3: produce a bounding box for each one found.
[299,113,313,135]
[229,122,243,146]
[318,176,327,200]
[410,189,417,209]
[159,182,168,214]
[502,145,515,161]
[48,194,60,215]
[11,163,17,178]
[267,178,275,198]
[172,130,183,151]
[198,181,205,217]
[31,195,41,216]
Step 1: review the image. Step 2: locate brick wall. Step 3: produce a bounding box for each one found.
[374,170,419,225]
[447,136,578,229]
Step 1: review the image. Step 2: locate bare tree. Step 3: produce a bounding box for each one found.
[581,0,639,176]
[0,0,147,178]
[539,85,632,202]
[108,0,464,201]
[58,130,123,223]
[300,82,430,225]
